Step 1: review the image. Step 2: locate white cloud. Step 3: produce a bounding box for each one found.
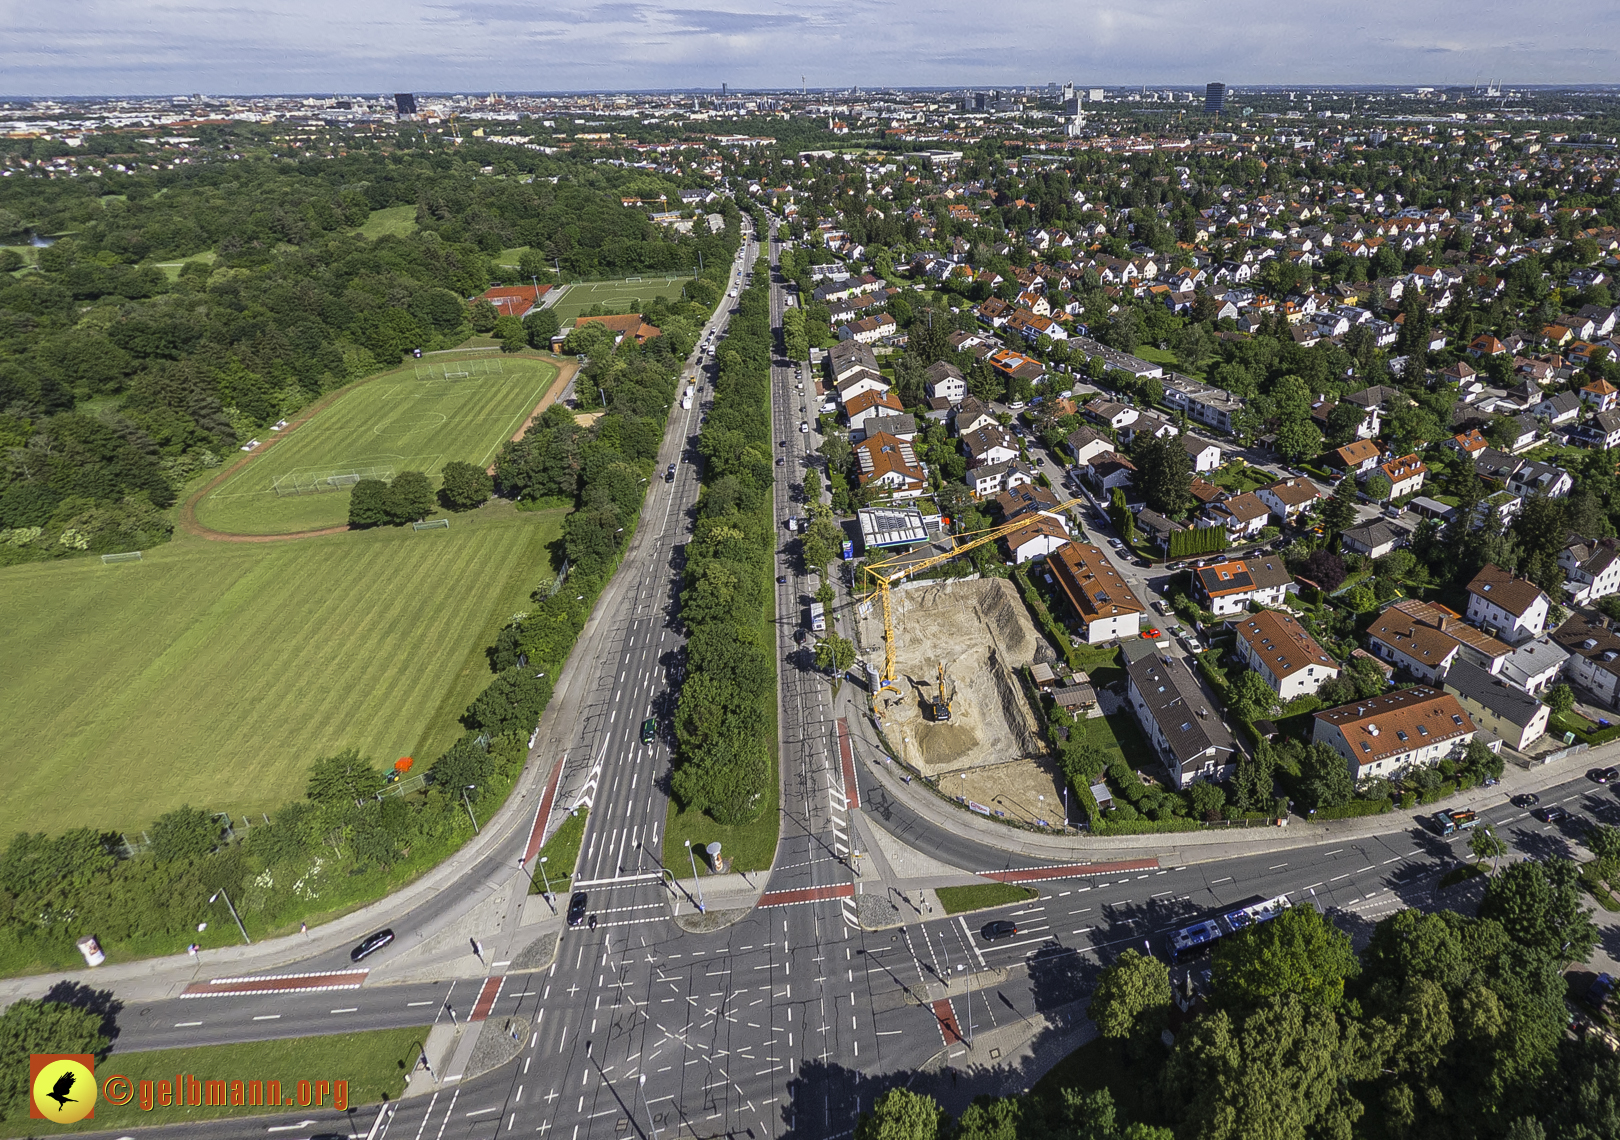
[1,0,1615,95]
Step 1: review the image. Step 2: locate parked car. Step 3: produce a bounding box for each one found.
[350,929,395,962]
[1588,973,1615,1012]
[1589,767,1620,784]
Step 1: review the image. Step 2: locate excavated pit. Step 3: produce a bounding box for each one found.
[858,577,1052,777]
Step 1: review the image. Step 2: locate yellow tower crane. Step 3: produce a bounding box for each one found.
[860,497,1084,694]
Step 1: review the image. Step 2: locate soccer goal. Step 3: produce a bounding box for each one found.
[273,465,397,496]
[412,518,450,531]
[101,551,143,564]
[414,358,506,381]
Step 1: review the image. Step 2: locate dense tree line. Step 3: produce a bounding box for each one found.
[669,265,777,824]
[857,862,1614,1140]
[0,143,729,563]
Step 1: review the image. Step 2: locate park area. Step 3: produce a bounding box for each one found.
[549,275,692,321]
[0,503,565,840]
[193,354,559,535]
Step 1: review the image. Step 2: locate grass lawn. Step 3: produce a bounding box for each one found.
[194,355,558,535]
[0,504,564,838]
[1134,344,1201,379]
[936,883,1038,914]
[151,250,217,279]
[1070,643,1125,688]
[551,276,692,321]
[663,775,780,876]
[9,1029,422,1137]
[1084,712,1152,772]
[358,204,418,240]
[1208,462,1272,495]
[528,807,589,894]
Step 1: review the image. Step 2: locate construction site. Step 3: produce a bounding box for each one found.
[854,577,1053,778]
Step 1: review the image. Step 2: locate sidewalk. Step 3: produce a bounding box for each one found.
[833,677,1620,868]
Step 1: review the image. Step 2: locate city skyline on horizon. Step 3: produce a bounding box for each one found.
[3,0,1616,100]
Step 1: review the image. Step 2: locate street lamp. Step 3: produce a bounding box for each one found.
[518,857,557,914]
[638,1074,658,1139]
[538,856,555,912]
[209,889,251,945]
[684,840,706,913]
[462,785,479,834]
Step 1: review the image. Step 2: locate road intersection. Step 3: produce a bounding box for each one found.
[35,216,1620,1140]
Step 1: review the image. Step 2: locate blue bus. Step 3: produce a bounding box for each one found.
[1167,894,1292,962]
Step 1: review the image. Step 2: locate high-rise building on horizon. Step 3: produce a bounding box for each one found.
[393,92,417,118]
[1205,82,1226,116]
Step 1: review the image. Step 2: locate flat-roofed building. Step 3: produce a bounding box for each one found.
[1049,541,1145,644]
[1231,610,1340,700]
[1312,686,1477,780]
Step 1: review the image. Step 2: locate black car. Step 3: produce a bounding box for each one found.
[980,920,1019,941]
[350,929,395,962]
[1533,805,1570,823]
[776,457,786,466]
[1511,792,1541,808]
[777,575,788,584]
[1591,767,1620,784]
[567,892,588,927]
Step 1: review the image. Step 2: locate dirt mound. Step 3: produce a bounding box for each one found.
[859,577,1051,776]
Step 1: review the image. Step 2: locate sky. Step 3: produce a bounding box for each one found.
[3,0,1617,97]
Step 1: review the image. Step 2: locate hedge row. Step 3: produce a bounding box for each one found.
[1310,798,1394,821]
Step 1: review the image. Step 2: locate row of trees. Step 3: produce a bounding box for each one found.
[670,260,777,825]
[858,860,1609,1140]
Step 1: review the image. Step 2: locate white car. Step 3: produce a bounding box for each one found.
[800,421,810,433]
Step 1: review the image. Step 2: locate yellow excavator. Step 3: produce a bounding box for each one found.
[930,662,954,722]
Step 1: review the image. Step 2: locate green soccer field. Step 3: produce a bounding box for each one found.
[550,276,692,320]
[194,355,558,535]
[0,504,564,839]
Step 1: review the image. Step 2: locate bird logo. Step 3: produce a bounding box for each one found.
[30,1055,97,1123]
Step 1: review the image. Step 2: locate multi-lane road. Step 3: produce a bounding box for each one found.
[53,219,1620,1140]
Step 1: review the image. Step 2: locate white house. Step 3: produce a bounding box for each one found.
[968,459,1033,498]
[1202,492,1272,539]
[1560,537,1620,604]
[1005,515,1071,563]
[924,361,966,404]
[1465,564,1549,644]
[1232,610,1341,700]
[1182,435,1223,473]
[1312,686,1477,780]
[1049,541,1146,644]
[1380,455,1428,499]
[1125,652,1239,789]
[1192,557,1293,615]
[1256,478,1321,523]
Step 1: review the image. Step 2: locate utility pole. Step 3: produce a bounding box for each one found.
[209,890,251,945]
[462,786,479,834]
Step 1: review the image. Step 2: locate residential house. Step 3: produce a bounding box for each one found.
[1502,415,1541,453]
[1182,435,1223,472]
[1387,598,1514,676]
[1495,638,1571,695]
[1465,564,1550,644]
[1448,428,1489,457]
[1473,448,1523,485]
[968,459,1033,498]
[1311,687,1477,780]
[826,340,881,384]
[1506,460,1573,499]
[1087,451,1139,494]
[923,361,966,404]
[1365,608,1463,682]
[1581,378,1620,412]
[1329,439,1381,475]
[1257,478,1322,523]
[1380,454,1428,499]
[1572,410,1620,450]
[1160,375,1245,434]
[1004,515,1071,563]
[952,397,998,437]
[1202,491,1273,539]
[1049,541,1146,644]
[834,368,891,408]
[1119,412,1179,446]
[1534,390,1583,425]
[1232,610,1341,700]
[1341,519,1411,559]
[1085,399,1141,432]
[961,425,1020,469]
[1136,509,1185,551]
[1125,653,1239,788]
[1066,426,1115,467]
[1191,557,1294,615]
[1442,661,1550,752]
[993,483,1071,530]
[846,389,905,435]
[853,432,928,498]
[1560,537,1620,604]
[1553,612,1620,708]
[861,413,918,443]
